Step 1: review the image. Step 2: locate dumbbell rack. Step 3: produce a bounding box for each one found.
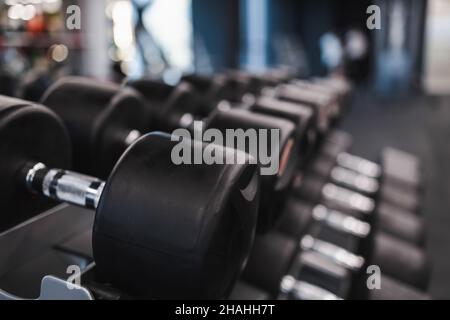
[1,202,264,300]
[0,204,96,300]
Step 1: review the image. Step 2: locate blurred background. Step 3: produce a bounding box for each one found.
[0,0,449,298]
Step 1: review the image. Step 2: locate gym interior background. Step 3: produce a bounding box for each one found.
[1,0,450,300]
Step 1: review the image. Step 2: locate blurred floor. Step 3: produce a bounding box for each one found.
[340,89,450,299]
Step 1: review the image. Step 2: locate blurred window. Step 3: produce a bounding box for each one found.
[241,0,268,71]
[143,0,193,72]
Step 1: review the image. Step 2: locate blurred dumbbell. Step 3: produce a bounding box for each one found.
[17,72,53,103]
[0,71,18,97]
[41,77,301,231]
[292,157,425,247]
[274,191,429,291]
[226,71,348,132]
[305,132,425,245]
[315,132,423,213]
[38,75,428,296]
[0,96,261,299]
[131,76,317,167]
[256,228,430,299]
[243,73,422,212]
[217,71,430,295]
[241,232,349,299]
[290,175,429,290]
[130,77,428,292]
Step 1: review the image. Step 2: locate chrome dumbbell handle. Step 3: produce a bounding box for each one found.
[330,166,379,194]
[336,153,382,179]
[322,183,375,214]
[312,205,371,238]
[280,276,342,300]
[25,162,105,210]
[300,235,365,272]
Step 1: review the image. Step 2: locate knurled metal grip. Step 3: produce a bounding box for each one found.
[25,162,105,210]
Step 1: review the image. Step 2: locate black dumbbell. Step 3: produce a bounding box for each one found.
[253,76,421,212]
[282,249,352,298]
[222,72,354,158]
[226,70,346,122]
[252,195,428,297]
[290,174,429,290]
[171,80,361,297]
[39,75,428,292]
[298,158,425,247]
[132,76,317,168]
[277,197,370,254]
[241,232,298,297]
[272,168,429,291]
[315,132,423,213]
[291,132,424,243]
[0,96,261,299]
[40,77,150,179]
[221,73,430,293]
[379,147,422,212]
[0,95,71,231]
[42,77,301,232]
[246,214,429,298]
[308,133,425,245]
[241,231,349,299]
[185,74,429,283]
[163,74,428,290]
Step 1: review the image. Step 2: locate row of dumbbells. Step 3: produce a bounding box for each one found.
[0,69,429,299]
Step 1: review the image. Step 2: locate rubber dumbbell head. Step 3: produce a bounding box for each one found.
[0,97,261,299]
[40,77,150,178]
[127,78,201,131]
[0,97,71,231]
[205,108,299,231]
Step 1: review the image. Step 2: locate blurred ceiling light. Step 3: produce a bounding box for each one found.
[389,0,406,51]
[111,0,136,71]
[117,46,136,62]
[112,1,134,49]
[319,32,343,70]
[120,61,130,75]
[5,0,19,6]
[43,0,62,14]
[163,68,182,86]
[50,44,69,62]
[108,47,120,62]
[345,30,368,60]
[22,4,37,21]
[145,0,194,71]
[8,4,25,20]
[105,2,114,19]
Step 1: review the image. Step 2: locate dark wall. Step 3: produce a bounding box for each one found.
[192,0,373,78]
[268,0,372,78]
[192,0,240,72]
